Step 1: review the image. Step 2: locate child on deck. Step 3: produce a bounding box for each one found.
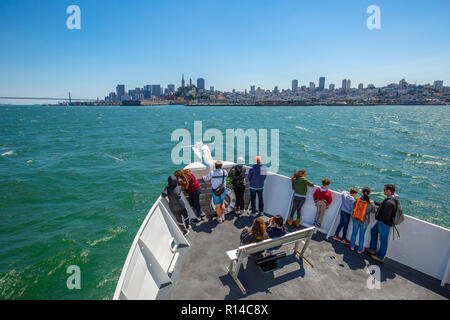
[313,179,333,228]
[333,188,358,244]
[265,215,287,238]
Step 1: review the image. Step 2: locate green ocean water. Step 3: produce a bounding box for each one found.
[0,104,449,299]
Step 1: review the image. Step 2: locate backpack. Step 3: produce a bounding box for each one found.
[392,199,405,240]
[232,166,246,187]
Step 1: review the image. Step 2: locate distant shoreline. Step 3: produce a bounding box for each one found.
[1,103,449,107]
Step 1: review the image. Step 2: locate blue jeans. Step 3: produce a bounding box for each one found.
[250,188,264,213]
[350,218,368,250]
[369,221,391,260]
[189,188,202,217]
[334,210,351,239]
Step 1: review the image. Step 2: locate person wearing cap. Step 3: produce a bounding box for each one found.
[203,160,228,223]
[248,155,267,217]
[228,157,247,216]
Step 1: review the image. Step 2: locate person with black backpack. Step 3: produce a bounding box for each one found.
[367,184,399,263]
[203,160,228,224]
[228,157,247,216]
[162,176,190,236]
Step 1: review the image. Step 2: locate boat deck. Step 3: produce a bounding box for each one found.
[156,212,449,300]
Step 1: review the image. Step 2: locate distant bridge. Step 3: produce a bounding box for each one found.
[0,93,97,102]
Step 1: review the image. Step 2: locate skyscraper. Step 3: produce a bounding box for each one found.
[358,83,364,90]
[347,79,351,90]
[181,74,185,88]
[250,85,255,94]
[292,79,298,92]
[168,84,175,92]
[151,85,161,97]
[116,84,125,101]
[329,84,335,91]
[210,86,214,92]
[273,86,279,94]
[197,78,205,90]
[342,79,347,90]
[309,82,316,90]
[319,77,325,90]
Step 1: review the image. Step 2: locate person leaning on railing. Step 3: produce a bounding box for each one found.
[367,184,398,263]
[288,170,315,228]
[162,176,190,236]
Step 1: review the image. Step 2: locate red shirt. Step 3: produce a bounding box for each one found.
[313,187,333,204]
[180,172,201,193]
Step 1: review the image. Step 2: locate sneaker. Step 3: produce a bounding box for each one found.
[341,239,350,245]
[357,249,364,254]
[235,210,241,216]
[293,219,301,227]
[183,230,190,236]
[217,217,224,224]
[200,213,206,220]
[366,249,376,255]
[332,235,342,242]
[190,218,200,223]
[350,246,355,251]
[250,212,257,217]
[316,222,321,228]
[370,254,384,263]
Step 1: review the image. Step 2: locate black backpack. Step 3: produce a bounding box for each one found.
[232,166,246,187]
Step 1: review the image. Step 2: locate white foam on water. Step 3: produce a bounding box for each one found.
[1,150,15,156]
[295,126,312,133]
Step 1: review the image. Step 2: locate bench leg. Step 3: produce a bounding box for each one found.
[229,271,247,294]
[227,259,247,294]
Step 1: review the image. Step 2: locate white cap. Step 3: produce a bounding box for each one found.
[237,157,244,165]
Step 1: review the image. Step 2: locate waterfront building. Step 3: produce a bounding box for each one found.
[109,92,116,102]
[151,85,161,97]
[433,80,444,91]
[292,79,298,92]
[116,84,125,101]
[197,78,205,90]
[319,77,325,90]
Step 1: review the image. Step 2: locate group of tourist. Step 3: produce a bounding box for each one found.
[162,156,400,263]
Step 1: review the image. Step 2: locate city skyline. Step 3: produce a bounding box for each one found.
[0,0,450,104]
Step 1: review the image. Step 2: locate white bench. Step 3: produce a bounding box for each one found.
[226,226,316,294]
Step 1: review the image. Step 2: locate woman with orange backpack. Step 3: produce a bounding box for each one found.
[349,187,377,254]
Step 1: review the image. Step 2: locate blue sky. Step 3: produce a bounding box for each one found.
[0,0,449,102]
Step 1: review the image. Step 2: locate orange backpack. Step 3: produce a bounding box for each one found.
[352,197,368,221]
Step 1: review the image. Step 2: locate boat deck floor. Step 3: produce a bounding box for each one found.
[156,212,449,300]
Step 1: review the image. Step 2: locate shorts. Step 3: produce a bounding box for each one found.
[211,189,226,205]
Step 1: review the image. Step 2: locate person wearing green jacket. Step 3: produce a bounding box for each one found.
[288,170,315,227]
